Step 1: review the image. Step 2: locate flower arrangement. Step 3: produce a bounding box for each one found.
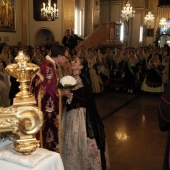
[58,75,77,89]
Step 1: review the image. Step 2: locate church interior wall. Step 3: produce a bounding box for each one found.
[0,0,22,46]
[28,0,63,47]
[0,0,170,48]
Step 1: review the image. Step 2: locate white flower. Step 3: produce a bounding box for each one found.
[60,76,77,88]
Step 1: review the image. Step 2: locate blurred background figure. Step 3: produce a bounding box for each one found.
[32,46,44,65]
[0,60,11,107]
[0,45,13,66]
[69,29,83,50]
[62,29,71,49]
[44,37,53,51]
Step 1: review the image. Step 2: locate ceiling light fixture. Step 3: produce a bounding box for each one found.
[144,11,154,27]
[41,0,58,21]
[121,2,135,22]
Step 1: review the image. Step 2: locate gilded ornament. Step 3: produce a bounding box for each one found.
[0,51,43,155]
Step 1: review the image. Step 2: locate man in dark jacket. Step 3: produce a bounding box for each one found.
[69,29,83,50]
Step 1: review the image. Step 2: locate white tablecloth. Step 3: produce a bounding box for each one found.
[0,140,64,170]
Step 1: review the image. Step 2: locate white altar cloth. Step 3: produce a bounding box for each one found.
[0,140,64,170]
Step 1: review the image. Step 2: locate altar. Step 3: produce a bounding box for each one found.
[0,140,64,170]
[0,51,64,169]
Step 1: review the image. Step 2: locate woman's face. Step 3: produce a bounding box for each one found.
[71,57,81,67]
[4,46,10,53]
[80,53,84,58]
[89,52,94,59]
[153,54,159,60]
[14,47,19,54]
[35,48,41,54]
[129,52,134,57]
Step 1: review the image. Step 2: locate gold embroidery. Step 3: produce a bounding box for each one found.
[45,97,55,113]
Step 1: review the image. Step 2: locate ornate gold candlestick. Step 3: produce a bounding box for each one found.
[0,51,43,155]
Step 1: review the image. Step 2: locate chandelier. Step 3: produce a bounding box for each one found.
[121,2,135,22]
[144,11,154,27]
[159,18,170,33]
[41,0,58,21]
[159,18,167,27]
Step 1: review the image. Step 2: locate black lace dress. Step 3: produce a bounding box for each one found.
[61,71,109,170]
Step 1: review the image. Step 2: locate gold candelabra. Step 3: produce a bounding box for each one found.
[0,51,43,155]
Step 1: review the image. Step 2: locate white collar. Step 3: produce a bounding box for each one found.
[46,55,55,65]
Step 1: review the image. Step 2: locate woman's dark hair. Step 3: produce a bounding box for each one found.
[79,56,85,65]
[0,60,6,68]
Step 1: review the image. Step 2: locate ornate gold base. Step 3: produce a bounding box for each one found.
[14,138,40,155]
[13,95,36,106]
[0,51,43,155]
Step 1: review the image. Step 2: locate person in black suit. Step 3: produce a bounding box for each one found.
[69,29,83,50]
[62,29,71,49]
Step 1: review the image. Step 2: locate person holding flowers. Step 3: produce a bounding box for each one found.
[61,56,110,170]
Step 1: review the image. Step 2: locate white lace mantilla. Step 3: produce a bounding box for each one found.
[72,76,84,90]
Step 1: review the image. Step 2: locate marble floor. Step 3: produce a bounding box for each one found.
[95,91,167,170]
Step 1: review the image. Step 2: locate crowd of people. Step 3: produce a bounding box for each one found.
[0,30,170,169]
[69,44,169,95]
[0,39,169,106]
[0,36,110,169]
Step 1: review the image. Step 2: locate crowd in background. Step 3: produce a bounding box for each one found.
[73,44,169,94]
[0,33,169,107]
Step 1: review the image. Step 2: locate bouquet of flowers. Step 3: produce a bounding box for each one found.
[58,75,77,89]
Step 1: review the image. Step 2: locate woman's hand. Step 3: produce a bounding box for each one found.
[61,89,73,98]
